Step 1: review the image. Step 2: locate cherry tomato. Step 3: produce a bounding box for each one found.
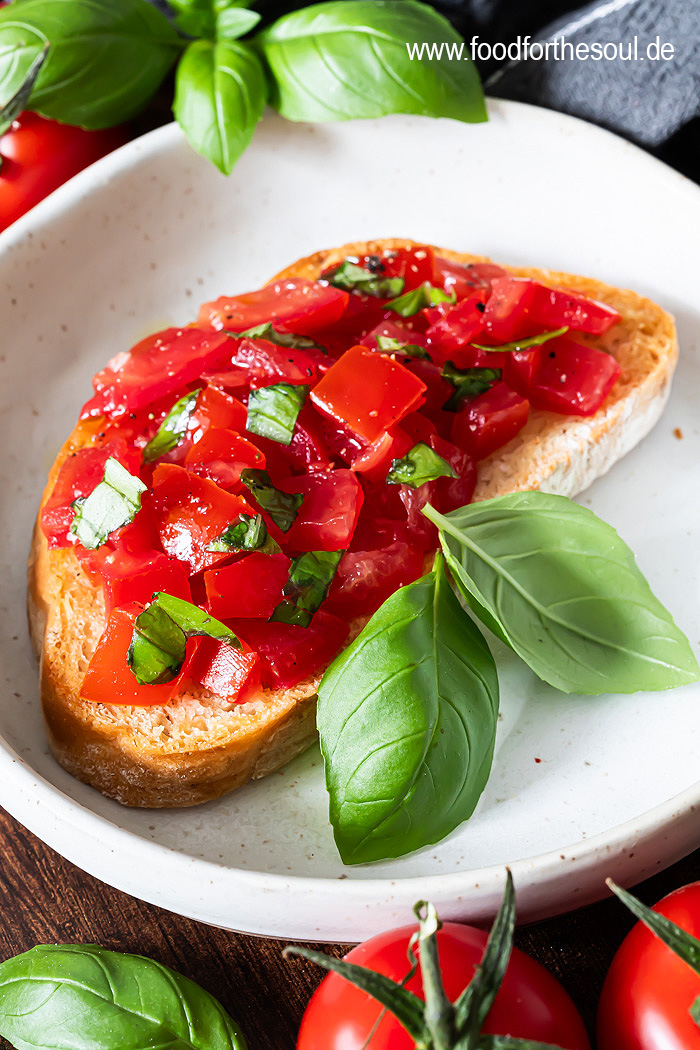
[0,112,126,232]
[298,920,590,1050]
[598,882,700,1050]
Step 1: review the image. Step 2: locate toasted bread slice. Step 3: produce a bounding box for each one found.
[28,240,678,807]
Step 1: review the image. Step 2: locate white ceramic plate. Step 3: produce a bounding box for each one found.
[2,102,700,941]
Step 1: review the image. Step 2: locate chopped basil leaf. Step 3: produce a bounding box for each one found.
[142,387,202,463]
[246,382,307,445]
[206,513,281,554]
[232,322,326,352]
[388,283,456,318]
[325,260,404,300]
[442,364,502,411]
[387,442,457,488]
[375,335,430,359]
[270,550,344,628]
[471,326,569,353]
[240,468,303,532]
[69,457,146,550]
[128,592,240,686]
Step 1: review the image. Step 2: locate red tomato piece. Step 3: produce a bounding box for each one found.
[227,337,319,389]
[230,610,349,689]
[405,359,455,417]
[397,435,477,548]
[434,256,508,298]
[425,291,488,364]
[183,636,262,704]
[528,338,621,416]
[451,382,529,460]
[310,345,426,444]
[189,384,247,439]
[324,541,425,619]
[350,425,412,484]
[481,276,539,342]
[80,605,181,707]
[204,552,291,619]
[283,405,333,474]
[184,428,265,489]
[503,347,541,397]
[277,470,364,552]
[530,283,620,335]
[400,412,438,445]
[598,881,700,1050]
[198,279,348,336]
[101,550,192,614]
[361,318,429,351]
[297,920,590,1050]
[360,246,439,292]
[151,463,255,573]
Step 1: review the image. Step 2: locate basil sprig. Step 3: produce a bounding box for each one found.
[206,512,281,554]
[424,493,700,695]
[375,335,430,360]
[472,326,569,353]
[387,442,457,488]
[240,468,303,532]
[389,283,456,318]
[325,260,404,300]
[143,387,202,463]
[246,382,307,445]
[442,363,501,410]
[0,943,247,1050]
[128,592,240,686]
[270,550,343,627]
[69,457,146,550]
[317,553,498,864]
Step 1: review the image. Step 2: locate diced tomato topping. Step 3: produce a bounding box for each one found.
[277,469,364,552]
[401,412,438,446]
[151,464,255,573]
[198,279,348,336]
[434,257,507,298]
[100,550,192,613]
[397,435,477,549]
[184,428,265,489]
[361,319,429,351]
[189,384,247,440]
[325,541,425,619]
[183,636,262,704]
[283,405,334,473]
[230,610,349,689]
[225,338,319,389]
[503,348,541,397]
[350,425,412,484]
[527,337,622,416]
[529,284,620,335]
[310,345,426,444]
[480,277,538,343]
[425,292,488,364]
[360,246,439,292]
[204,552,291,620]
[451,382,529,460]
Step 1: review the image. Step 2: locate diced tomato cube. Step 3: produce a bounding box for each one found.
[310,345,426,444]
[527,338,622,416]
[229,610,349,689]
[364,246,439,292]
[350,425,412,484]
[529,284,620,335]
[283,405,333,473]
[481,277,538,343]
[100,550,192,613]
[185,428,265,489]
[361,319,429,351]
[425,292,488,364]
[324,541,425,619]
[228,338,319,389]
[397,435,477,548]
[198,279,348,336]
[451,382,529,460]
[405,359,454,417]
[503,348,541,397]
[189,384,247,439]
[277,469,364,552]
[204,552,291,619]
[401,412,438,446]
[183,636,262,704]
[434,257,507,298]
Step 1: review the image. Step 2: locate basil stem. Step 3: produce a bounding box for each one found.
[206,513,281,554]
[325,259,405,299]
[387,442,456,487]
[142,387,202,463]
[388,283,455,318]
[69,457,146,550]
[240,468,304,532]
[471,326,569,353]
[270,550,344,627]
[375,335,430,359]
[441,364,501,411]
[246,382,307,445]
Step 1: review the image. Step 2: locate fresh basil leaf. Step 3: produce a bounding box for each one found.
[206,512,281,554]
[425,493,700,695]
[232,322,325,352]
[0,42,47,137]
[0,0,183,129]
[142,387,202,463]
[168,0,216,39]
[318,553,499,864]
[388,283,455,318]
[387,442,456,488]
[442,363,501,410]
[246,382,307,445]
[0,943,247,1050]
[375,335,430,360]
[174,38,267,175]
[257,0,486,124]
[325,260,404,300]
[271,550,343,627]
[69,457,146,550]
[240,468,303,532]
[128,591,240,685]
[217,6,261,39]
[471,326,569,354]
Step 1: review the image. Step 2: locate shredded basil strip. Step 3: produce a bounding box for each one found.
[240,468,303,532]
[128,592,240,686]
[387,442,457,488]
[246,382,307,445]
[471,326,569,353]
[325,259,404,300]
[442,364,502,411]
[142,387,202,463]
[388,283,456,318]
[270,550,344,627]
[69,457,146,550]
[206,513,281,554]
[375,335,430,359]
[232,322,326,352]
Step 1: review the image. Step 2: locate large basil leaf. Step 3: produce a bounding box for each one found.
[0,0,183,128]
[318,555,499,865]
[173,38,267,175]
[0,944,247,1050]
[257,0,486,124]
[425,493,700,695]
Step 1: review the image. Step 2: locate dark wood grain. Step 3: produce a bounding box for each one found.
[0,803,699,1048]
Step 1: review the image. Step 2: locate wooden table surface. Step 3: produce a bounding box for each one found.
[0,803,699,1048]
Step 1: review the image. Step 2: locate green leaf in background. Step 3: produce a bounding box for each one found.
[217,6,261,40]
[318,553,499,864]
[425,492,700,695]
[0,42,47,136]
[257,0,486,124]
[0,0,183,128]
[174,38,267,175]
[0,943,247,1050]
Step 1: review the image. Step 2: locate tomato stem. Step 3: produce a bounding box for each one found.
[414,901,457,1050]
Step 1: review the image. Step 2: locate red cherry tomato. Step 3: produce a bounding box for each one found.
[598,882,700,1050]
[0,112,126,232]
[298,920,590,1050]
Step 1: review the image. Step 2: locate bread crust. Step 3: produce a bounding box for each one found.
[28,240,678,807]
